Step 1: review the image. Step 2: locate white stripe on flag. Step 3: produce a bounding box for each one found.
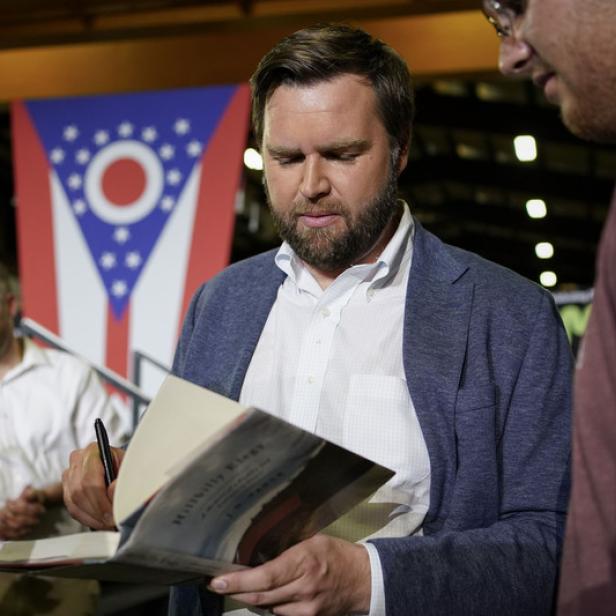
[129,164,202,397]
[51,172,107,367]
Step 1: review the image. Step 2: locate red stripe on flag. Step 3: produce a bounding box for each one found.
[105,304,129,378]
[178,84,251,336]
[10,101,59,332]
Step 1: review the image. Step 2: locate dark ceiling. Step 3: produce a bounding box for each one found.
[0,0,614,290]
[0,0,477,48]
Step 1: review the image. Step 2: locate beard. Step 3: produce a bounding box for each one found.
[266,167,400,272]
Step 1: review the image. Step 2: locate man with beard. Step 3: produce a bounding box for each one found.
[484,1,616,613]
[63,24,572,616]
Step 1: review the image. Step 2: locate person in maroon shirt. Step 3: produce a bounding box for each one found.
[482,1,616,614]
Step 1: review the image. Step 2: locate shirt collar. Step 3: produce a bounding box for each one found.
[2,337,49,384]
[275,200,414,290]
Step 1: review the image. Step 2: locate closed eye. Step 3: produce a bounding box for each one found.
[324,151,360,162]
[274,154,304,166]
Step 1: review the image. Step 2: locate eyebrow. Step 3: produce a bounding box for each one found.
[266,139,371,158]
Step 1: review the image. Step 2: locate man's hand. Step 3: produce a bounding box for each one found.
[209,535,371,616]
[62,442,125,530]
[0,486,46,539]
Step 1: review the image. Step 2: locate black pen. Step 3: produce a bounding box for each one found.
[94,418,116,487]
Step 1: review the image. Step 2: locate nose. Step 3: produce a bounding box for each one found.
[299,156,331,201]
[498,35,534,77]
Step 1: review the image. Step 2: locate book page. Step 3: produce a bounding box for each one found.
[114,375,248,523]
[0,532,120,567]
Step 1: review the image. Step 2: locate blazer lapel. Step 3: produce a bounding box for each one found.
[404,221,473,527]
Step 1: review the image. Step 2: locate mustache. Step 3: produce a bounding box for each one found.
[290,200,347,216]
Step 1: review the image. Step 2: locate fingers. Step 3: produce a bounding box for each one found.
[0,498,43,539]
[6,496,44,518]
[208,535,371,616]
[228,579,307,614]
[62,443,124,529]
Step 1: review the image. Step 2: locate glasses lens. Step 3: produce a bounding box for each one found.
[483,4,510,37]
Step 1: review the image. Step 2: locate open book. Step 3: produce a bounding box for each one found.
[0,375,393,584]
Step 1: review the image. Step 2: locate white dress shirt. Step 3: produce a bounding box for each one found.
[0,338,127,537]
[232,203,431,616]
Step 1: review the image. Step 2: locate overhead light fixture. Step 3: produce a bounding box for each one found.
[514,135,537,162]
[526,198,547,219]
[535,242,554,259]
[243,147,263,171]
[540,271,557,288]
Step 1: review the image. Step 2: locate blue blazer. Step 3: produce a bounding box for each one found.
[170,220,572,616]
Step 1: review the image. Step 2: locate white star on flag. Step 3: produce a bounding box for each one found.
[113,227,130,244]
[160,196,175,211]
[63,125,79,141]
[125,251,142,269]
[166,169,182,186]
[142,127,158,143]
[99,252,117,269]
[159,144,175,160]
[75,149,91,165]
[50,148,65,164]
[94,130,110,146]
[73,199,87,215]
[186,140,202,157]
[67,174,82,190]
[111,280,128,298]
[174,118,190,135]
[117,122,134,138]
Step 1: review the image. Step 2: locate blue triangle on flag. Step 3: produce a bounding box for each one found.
[26,86,238,318]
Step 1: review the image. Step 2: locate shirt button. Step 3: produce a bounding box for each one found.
[367,288,376,299]
[307,376,315,384]
[321,308,330,318]
[315,339,322,345]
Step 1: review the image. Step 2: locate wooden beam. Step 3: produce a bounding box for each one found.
[0,10,499,101]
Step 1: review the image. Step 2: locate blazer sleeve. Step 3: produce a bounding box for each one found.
[370,291,572,616]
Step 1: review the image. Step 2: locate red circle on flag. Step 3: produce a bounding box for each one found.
[101,158,146,206]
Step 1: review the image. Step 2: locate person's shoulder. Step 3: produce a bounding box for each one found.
[192,248,282,303]
[39,345,96,377]
[452,243,545,298]
[213,249,279,282]
[418,224,554,319]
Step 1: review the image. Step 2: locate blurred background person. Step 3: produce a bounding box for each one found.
[484,0,616,613]
[0,261,127,615]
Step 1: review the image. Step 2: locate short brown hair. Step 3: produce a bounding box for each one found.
[250,23,415,159]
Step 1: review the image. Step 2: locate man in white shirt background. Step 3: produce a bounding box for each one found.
[0,261,127,614]
[63,24,572,616]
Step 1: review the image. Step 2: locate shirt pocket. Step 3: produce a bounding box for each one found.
[342,374,430,492]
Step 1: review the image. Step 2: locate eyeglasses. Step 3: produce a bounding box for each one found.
[482,0,526,38]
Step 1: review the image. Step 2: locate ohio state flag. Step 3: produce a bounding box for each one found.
[11,85,250,395]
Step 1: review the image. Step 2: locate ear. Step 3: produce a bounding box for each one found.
[396,141,409,176]
[5,294,18,320]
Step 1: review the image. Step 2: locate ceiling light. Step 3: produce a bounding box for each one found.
[540,271,557,287]
[535,242,554,259]
[243,147,263,171]
[526,199,547,219]
[514,135,537,162]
